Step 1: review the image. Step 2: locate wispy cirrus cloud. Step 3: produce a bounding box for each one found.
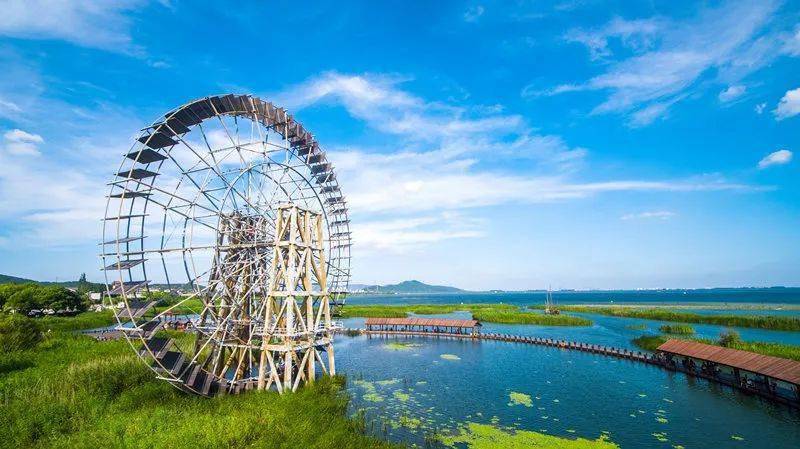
[758,149,793,169]
[621,210,676,221]
[1,129,44,156]
[463,5,485,23]
[279,72,765,253]
[353,213,485,254]
[0,0,148,54]
[719,85,746,103]
[534,1,789,126]
[277,71,586,168]
[564,16,664,60]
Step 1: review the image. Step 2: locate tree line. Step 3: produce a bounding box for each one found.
[0,283,87,315]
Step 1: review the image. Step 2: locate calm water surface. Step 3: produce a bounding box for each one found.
[336,291,800,448]
[334,329,800,448]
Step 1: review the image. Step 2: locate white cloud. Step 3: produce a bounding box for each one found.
[354,213,484,254]
[0,0,146,54]
[463,5,485,23]
[758,149,793,169]
[277,71,764,250]
[279,72,584,168]
[629,101,672,127]
[621,211,676,220]
[719,85,746,103]
[2,129,44,156]
[335,147,760,215]
[564,17,663,60]
[754,102,767,114]
[783,26,800,56]
[546,1,782,125]
[0,98,22,116]
[773,87,800,120]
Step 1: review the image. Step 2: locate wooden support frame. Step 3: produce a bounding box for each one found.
[257,203,335,392]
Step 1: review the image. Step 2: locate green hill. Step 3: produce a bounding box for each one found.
[356,280,464,294]
[0,273,103,292]
[0,274,36,284]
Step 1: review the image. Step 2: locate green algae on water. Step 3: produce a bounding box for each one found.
[440,353,461,361]
[439,422,620,449]
[363,392,385,402]
[376,378,400,386]
[398,415,422,430]
[508,391,533,407]
[353,380,384,402]
[384,342,422,351]
[393,390,411,402]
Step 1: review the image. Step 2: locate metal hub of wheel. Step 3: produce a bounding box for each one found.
[100,94,351,395]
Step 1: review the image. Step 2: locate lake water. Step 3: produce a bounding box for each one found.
[334,291,800,448]
[347,288,800,308]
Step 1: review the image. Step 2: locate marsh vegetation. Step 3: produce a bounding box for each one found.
[544,305,800,331]
[340,304,592,326]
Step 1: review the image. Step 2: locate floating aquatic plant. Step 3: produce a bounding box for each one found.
[439,423,620,449]
[384,342,421,351]
[508,391,533,407]
[440,354,461,361]
[393,390,410,402]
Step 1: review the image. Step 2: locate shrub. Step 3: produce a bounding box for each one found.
[718,329,742,347]
[1,283,87,315]
[0,315,43,351]
[659,324,695,334]
[632,335,668,351]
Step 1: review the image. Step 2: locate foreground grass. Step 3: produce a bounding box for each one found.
[632,335,800,361]
[341,304,592,326]
[543,305,800,331]
[38,310,116,332]
[0,330,398,449]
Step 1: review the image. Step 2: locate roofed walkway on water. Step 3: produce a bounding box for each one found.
[356,318,800,408]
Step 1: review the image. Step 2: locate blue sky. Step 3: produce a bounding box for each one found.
[0,0,798,290]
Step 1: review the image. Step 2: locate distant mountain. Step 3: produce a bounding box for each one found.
[0,274,36,284]
[0,273,104,291]
[352,280,464,294]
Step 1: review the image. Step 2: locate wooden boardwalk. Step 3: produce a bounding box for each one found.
[343,329,660,364]
[344,328,800,408]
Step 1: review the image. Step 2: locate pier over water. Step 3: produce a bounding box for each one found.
[352,317,800,408]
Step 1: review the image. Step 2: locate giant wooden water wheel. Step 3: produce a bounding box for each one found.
[100,94,351,395]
